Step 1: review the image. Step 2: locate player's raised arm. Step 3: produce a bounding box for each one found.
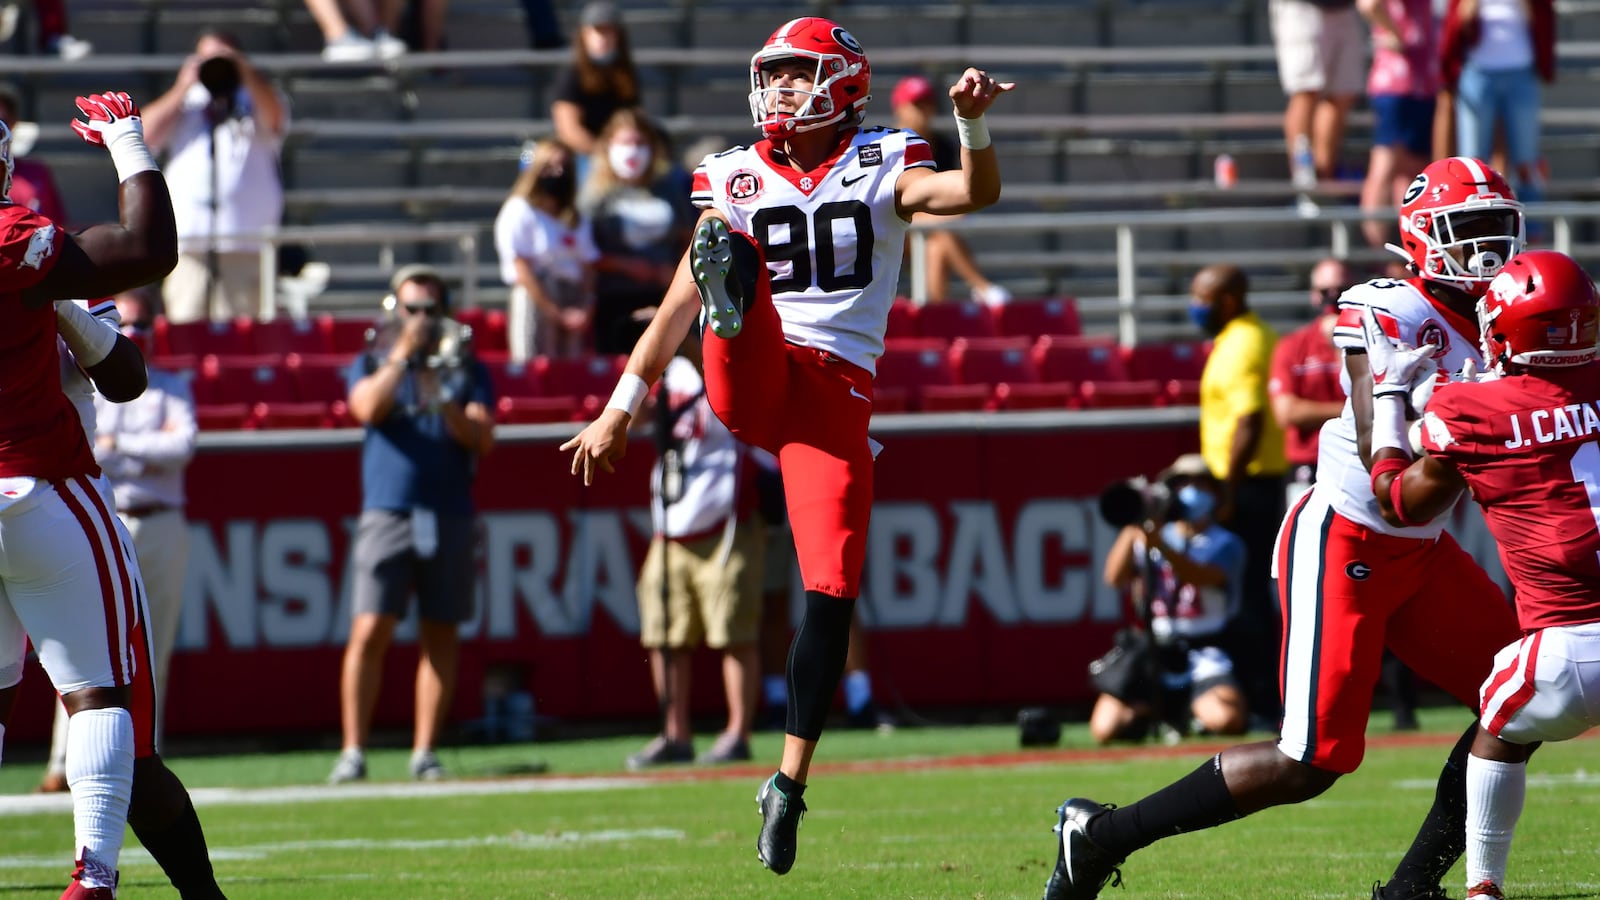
[25,92,177,308]
[55,300,148,402]
[895,68,1013,217]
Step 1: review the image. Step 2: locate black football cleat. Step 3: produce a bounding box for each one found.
[1372,881,1452,900]
[691,217,759,339]
[1043,798,1124,900]
[756,774,806,875]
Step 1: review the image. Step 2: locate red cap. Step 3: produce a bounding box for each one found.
[891,76,937,109]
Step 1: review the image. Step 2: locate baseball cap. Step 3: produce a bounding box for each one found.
[891,76,937,109]
[581,1,621,28]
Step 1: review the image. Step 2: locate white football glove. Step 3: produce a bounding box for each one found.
[71,91,158,182]
[1363,305,1439,401]
[1455,355,1499,384]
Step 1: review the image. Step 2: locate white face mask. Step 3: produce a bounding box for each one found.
[608,143,652,180]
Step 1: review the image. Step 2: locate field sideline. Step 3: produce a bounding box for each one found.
[2,710,1596,898]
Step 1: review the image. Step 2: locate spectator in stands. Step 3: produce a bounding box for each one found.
[330,265,495,785]
[396,0,448,53]
[1358,0,1438,251]
[1093,453,1249,745]
[40,288,199,795]
[627,332,765,769]
[143,29,287,324]
[303,0,406,61]
[0,82,67,222]
[889,75,1011,307]
[1440,0,1555,211]
[580,109,695,355]
[550,1,639,162]
[1269,0,1364,189]
[1190,263,1286,721]
[1268,257,1349,508]
[495,138,598,361]
[519,0,565,49]
[0,0,91,58]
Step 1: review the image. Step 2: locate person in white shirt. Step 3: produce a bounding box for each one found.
[494,139,599,361]
[141,29,288,324]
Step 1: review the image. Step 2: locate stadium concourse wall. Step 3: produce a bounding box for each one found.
[9,409,1508,742]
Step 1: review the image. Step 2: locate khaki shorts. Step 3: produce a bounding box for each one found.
[637,517,765,649]
[1270,0,1365,97]
[163,251,263,324]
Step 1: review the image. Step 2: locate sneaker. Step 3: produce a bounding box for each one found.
[1371,882,1452,899]
[697,733,752,765]
[972,283,1012,306]
[322,32,377,62]
[625,735,695,771]
[1043,798,1124,900]
[691,217,757,339]
[1465,883,1505,899]
[410,749,447,781]
[47,34,92,60]
[756,774,806,875]
[372,29,407,59]
[328,748,367,784]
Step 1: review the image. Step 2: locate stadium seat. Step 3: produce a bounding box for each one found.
[1122,339,1211,381]
[994,298,1081,338]
[484,359,541,399]
[193,403,253,431]
[253,317,331,356]
[949,336,1038,385]
[533,354,627,402]
[1033,335,1130,383]
[1164,379,1201,406]
[871,386,910,413]
[496,395,581,424]
[914,302,997,341]
[251,401,334,430]
[149,354,200,380]
[286,353,354,403]
[324,315,377,355]
[886,298,919,340]
[1076,379,1164,409]
[919,383,994,412]
[195,354,295,405]
[993,381,1076,410]
[477,309,510,354]
[160,317,254,358]
[873,342,957,410]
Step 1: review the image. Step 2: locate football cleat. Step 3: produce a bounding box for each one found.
[1466,882,1506,899]
[1371,881,1452,899]
[756,774,806,875]
[61,852,117,899]
[1043,798,1124,900]
[691,217,758,339]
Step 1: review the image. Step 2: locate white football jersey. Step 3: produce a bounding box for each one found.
[58,297,120,436]
[690,127,935,375]
[1314,277,1480,537]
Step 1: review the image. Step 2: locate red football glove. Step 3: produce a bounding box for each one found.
[71,91,144,148]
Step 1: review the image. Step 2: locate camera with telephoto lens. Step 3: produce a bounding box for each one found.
[198,55,240,103]
[363,300,477,414]
[1097,476,1188,528]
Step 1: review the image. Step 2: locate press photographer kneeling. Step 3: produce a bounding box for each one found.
[1089,454,1250,745]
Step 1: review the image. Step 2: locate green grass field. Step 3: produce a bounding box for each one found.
[2,709,1597,898]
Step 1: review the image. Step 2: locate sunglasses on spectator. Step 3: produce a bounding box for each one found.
[402,302,441,317]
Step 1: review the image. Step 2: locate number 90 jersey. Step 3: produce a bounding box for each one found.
[690,127,935,375]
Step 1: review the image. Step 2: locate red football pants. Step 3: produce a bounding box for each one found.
[700,233,873,598]
[1275,489,1521,773]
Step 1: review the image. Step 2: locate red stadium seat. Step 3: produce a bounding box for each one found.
[478,310,510,354]
[1122,339,1211,382]
[195,354,295,405]
[993,382,1076,410]
[873,342,956,410]
[886,298,919,340]
[919,383,994,412]
[484,359,541,399]
[149,354,200,379]
[324,315,378,355]
[160,317,254,358]
[1033,335,1129,383]
[194,403,253,431]
[1077,379,1164,409]
[533,354,627,402]
[253,317,331,356]
[496,395,581,424]
[914,302,997,341]
[994,297,1081,338]
[871,387,910,413]
[1164,379,1201,406]
[286,353,355,403]
[949,337,1038,385]
[250,401,334,430]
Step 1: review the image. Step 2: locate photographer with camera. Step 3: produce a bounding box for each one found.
[142,28,286,324]
[1089,453,1250,745]
[329,266,496,785]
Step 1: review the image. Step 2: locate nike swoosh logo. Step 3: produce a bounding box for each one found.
[841,173,868,187]
[848,386,871,402]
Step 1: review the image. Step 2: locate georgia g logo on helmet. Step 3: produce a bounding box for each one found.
[1401,173,1428,206]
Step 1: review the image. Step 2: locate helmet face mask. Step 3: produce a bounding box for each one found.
[748,18,870,139]
[1476,250,1600,372]
[1395,157,1524,297]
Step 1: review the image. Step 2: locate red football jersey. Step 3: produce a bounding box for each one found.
[1423,365,1600,631]
[0,203,97,480]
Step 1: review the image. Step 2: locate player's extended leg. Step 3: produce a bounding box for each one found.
[755,350,875,876]
[694,217,787,451]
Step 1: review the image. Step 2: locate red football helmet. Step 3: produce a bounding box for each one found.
[1478,250,1600,371]
[1393,156,1524,296]
[748,17,870,139]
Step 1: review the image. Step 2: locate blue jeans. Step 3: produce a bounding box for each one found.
[1455,64,1544,204]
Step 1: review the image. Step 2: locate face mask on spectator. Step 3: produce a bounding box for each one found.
[1176,484,1216,523]
[537,170,576,205]
[1187,302,1220,336]
[608,143,652,180]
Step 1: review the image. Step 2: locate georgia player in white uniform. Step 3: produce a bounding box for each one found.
[563,17,1012,877]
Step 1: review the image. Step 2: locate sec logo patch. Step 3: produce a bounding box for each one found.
[727,169,763,204]
[1345,562,1372,581]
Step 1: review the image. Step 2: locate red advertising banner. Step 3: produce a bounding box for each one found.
[4,410,1510,743]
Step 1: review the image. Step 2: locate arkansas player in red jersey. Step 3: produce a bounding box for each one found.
[0,91,225,900]
[1371,249,1600,900]
[563,17,1012,876]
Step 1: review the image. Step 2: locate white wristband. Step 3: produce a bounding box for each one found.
[56,300,120,367]
[106,131,159,183]
[1370,393,1410,455]
[954,113,991,151]
[605,373,649,418]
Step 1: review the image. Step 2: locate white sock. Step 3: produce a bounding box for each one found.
[65,707,134,889]
[1466,753,1526,891]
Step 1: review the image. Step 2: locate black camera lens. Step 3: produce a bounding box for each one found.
[198,56,241,100]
